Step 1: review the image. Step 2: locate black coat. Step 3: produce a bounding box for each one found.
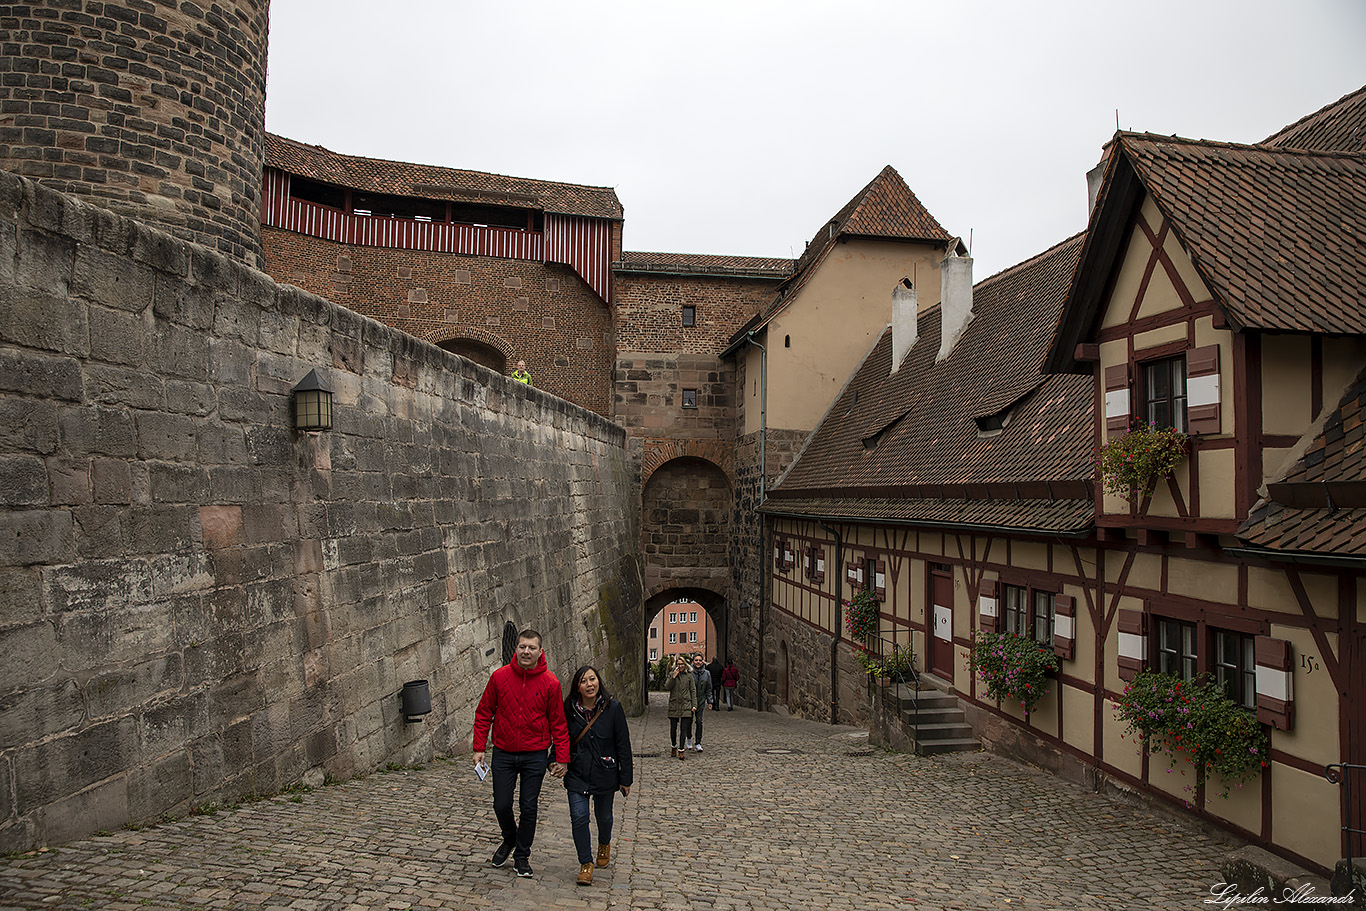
[563,697,634,795]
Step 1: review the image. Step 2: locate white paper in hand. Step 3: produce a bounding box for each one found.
[474,761,489,781]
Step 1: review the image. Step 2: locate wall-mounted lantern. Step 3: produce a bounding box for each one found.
[291,369,333,431]
[400,679,432,723]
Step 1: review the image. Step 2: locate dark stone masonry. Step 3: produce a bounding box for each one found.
[0,0,269,265]
[0,168,643,852]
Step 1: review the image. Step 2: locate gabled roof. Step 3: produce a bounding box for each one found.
[723,166,959,355]
[1237,365,1366,558]
[1047,133,1366,371]
[264,133,623,220]
[615,251,794,279]
[1262,84,1366,152]
[767,233,1094,533]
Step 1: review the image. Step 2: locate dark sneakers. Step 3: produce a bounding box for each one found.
[514,860,533,878]
[490,843,513,867]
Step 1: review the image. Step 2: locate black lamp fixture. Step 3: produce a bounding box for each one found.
[291,369,333,431]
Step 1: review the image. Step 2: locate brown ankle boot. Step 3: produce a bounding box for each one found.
[576,862,593,886]
[596,844,610,867]
[670,747,677,758]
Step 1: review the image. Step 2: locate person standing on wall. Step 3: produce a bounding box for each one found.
[472,628,569,879]
[721,658,739,710]
[666,654,696,759]
[562,665,633,887]
[706,655,723,710]
[511,360,533,385]
[688,654,712,752]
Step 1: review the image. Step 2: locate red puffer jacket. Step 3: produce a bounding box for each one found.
[472,653,570,762]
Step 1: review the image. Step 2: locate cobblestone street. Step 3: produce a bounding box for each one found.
[0,693,1236,910]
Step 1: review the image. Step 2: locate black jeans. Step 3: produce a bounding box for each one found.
[669,715,693,747]
[491,748,549,861]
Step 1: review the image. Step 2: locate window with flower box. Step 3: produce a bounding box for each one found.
[1156,617,1197,681]
[1143,355,1188,432]
[1214,629,1257,710]
[1001,583,1054,647]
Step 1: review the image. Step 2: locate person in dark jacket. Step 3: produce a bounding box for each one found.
[707,656,723,709]
[688,654,713,751]
[563,665,633,887]
[472,629,569,879]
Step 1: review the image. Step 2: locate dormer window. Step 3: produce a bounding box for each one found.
[974,409,1013,437]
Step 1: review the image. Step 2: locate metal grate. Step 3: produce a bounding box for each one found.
[754,748,805,755]
[633,752,662,758]
[844,749,876,757]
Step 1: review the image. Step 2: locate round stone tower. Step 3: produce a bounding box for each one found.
[0,0,270,265]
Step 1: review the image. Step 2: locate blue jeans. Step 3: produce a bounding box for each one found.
[491,748,549,861]
[567,790,615,865]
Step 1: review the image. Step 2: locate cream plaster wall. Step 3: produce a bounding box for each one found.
[1273,764,1342,869]
[1205,775,1262,835]
[1103,707,1145,779]
[1164,228,1212,303]
[1262,335,1314,436]
[1167,556,1239,602]
[743,239,947,435]
[1011,540,1050,572]
[1135,255,1186,322]
[1196,448,1237,518]
[1062,684,1095,754]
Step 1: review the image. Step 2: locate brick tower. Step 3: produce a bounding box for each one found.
[0,0,270,265]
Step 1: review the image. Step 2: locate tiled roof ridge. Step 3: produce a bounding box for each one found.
[973,230,1087,288]
[1118,130,1365,161]
[619,250,794,268]
[1261,84,1366,145]
[264,132,620,198]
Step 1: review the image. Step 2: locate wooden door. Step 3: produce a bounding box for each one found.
[929,568,955,679]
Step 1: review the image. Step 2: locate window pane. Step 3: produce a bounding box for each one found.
[1033,591,1053,645]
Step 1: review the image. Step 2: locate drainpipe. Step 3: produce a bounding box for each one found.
[748,330,770,710]
[747,330,768,501]
[821,521,843,725]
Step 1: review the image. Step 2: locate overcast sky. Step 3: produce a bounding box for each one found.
[264,1,1365,281]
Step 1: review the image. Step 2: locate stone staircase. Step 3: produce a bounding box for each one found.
[885,676,979,755]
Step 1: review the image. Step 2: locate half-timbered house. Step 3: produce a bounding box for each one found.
[761,87,1366,874]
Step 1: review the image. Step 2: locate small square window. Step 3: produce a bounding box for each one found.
[650,648,658,660]
[650,627,657,639]
[682,305,696,327]
[682,389,698,409]
[669,632,677,644]
[690,632,698,642]
[669,612,677,623]
[690,612,697,623]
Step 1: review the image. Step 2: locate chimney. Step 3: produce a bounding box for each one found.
[1087,141,1116,215]
[937,250,974,363]
[891,278,918,374]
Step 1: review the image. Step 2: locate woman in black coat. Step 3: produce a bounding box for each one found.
[563,665,633,887]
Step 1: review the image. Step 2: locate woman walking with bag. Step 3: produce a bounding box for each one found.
[666,654,696,759]
[563,665,633,887]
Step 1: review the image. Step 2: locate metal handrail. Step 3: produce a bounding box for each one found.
[863,633,921,743]
[1327,763,1365,894]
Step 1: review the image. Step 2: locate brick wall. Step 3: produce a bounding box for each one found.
[262,226,614,417]
[0,0,268,265]
[0,170,643,852]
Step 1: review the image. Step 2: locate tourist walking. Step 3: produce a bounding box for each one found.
[689,654,712,751]
[562,665,633,887]
[472,628,569,878]
[666,655,697,759]
[721,659,739,710]
[707,656,723,709]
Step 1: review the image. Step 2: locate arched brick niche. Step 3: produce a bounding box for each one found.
[0,0,269,265]
[641,439,735,488]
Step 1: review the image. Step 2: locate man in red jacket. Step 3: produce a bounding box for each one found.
[473,628,569,878]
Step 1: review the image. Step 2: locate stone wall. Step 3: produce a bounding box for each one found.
[767,609,872,727]
[0,0,269,265]
[0,170,643,852]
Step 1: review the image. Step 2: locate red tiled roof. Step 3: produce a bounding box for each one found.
[770,233,1094,532]
[1262,84,1366,152]
[264,133,623,220]
[616,251,794,278]
[724,166,959,353]
[1119,134,1366,333]
[1238,365,1366,556]
[762,496,1094,535]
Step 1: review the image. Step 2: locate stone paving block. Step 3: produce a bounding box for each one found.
[0,695,1242,910]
